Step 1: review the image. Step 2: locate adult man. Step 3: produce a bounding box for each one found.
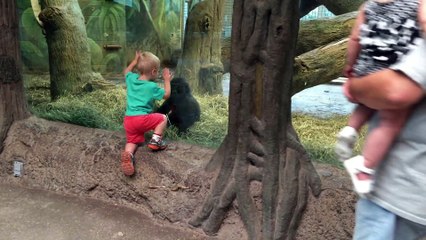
[347,40,426,239]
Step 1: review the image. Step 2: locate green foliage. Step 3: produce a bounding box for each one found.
[17,0,31,10]
[116,0,141,18]
[87,38,103,69]
[101,52,122,73]
[20,41,44,58]
[20,41,49,72]
[21,8,45,42]
[20,8,48,71]
[83,0,126,42]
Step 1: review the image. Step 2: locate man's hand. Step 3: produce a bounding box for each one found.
[343,64,353,78]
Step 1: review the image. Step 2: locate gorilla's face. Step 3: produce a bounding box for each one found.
[171,77,191,96]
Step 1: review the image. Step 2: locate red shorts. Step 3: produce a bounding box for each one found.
[123,113,165,144]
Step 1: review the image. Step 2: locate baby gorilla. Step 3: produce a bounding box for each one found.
[156,77,201,134]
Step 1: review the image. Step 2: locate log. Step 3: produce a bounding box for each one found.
[292,12,356,93]
[319,0,364,15]
[223,38,349,95]
[222,12,355,72]
[296,11,355,55]
[292,38,348,95]
[221,12,355,93]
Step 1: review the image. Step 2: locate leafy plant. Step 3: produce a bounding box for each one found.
[87,38,103,70]
[20,8,49,72]
[83,0,123,42]
[17,0,31,10]
[114,0,141,18]
[20,41,49,71]
[101,52,122,73]
[21,8,44,41]
[83,0,140,43]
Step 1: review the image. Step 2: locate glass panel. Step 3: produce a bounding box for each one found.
[301,5,335,21]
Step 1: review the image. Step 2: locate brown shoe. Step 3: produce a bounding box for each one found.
[121,151,135,176]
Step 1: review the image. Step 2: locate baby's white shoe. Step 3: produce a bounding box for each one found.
[344,155,375,195]
[335,126,358,161]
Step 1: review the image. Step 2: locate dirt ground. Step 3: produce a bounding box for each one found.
[0,117,357,240]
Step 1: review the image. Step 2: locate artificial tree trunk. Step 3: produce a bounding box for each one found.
[38,0,103,100]
[177,0,225,94]
[190,1,321,239]
[0,0,30,151]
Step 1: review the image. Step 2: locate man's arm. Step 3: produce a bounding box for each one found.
[348,69,424,110]
[418,0,426,36]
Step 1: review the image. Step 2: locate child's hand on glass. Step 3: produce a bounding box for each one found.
[134,51,141,61]
[162,68,173,82]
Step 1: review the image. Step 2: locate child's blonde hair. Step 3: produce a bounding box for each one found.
[136,51,160,75]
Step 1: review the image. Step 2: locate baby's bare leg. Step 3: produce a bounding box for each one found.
[363,108,411,169]
[348,104,376,131]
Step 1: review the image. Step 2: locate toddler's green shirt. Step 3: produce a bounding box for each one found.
[125,72,165,116]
